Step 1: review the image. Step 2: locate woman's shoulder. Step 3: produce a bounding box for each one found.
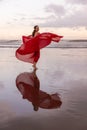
[34,32,40,37]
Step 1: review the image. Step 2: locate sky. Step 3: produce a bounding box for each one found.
[0,0,87,39]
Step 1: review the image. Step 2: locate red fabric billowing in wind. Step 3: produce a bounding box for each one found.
[15,32,63,63]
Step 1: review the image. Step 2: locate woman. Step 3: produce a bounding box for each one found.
[32,25,40,69]
[15,25,63,69]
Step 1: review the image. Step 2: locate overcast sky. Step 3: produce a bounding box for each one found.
[0,0,87,39]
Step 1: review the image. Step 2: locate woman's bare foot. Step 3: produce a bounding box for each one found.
[32,62,38,70]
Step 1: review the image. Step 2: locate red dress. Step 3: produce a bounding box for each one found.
[15,32,63,63]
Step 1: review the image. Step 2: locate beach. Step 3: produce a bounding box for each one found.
[0,47,87,130]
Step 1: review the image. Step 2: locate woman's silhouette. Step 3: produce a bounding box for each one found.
[16,69,62,111]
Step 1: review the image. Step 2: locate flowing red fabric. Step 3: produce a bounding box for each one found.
[16,32,63,63]
[16,70,62,110]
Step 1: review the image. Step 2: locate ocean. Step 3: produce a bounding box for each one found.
[0,39,87,48]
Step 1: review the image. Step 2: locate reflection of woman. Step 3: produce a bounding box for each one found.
[15,25,63,69]
[16,69,62,111]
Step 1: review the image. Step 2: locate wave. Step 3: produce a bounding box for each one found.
[0,39,87,48]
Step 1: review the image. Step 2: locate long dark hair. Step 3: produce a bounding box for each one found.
[32,25,38,37]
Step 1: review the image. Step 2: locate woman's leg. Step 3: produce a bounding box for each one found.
[32,62,37,69]
[32,51,40,69]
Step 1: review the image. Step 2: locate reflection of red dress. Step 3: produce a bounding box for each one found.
[16,71,62,110]
[15,32,63,63]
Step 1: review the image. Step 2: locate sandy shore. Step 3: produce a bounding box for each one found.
[0,48,87,130]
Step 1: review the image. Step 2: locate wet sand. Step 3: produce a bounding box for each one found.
[0,48,87,130]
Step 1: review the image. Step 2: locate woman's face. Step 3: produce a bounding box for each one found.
[35,26,39,32]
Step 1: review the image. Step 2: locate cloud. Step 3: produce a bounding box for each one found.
[65,0,87,5]
[33,3,87,28]
[0,0,3,2]
[45,4,66,16]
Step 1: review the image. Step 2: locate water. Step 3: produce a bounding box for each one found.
[0,40,20,48]
[0,39,87,48]
[0,46,87,130]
